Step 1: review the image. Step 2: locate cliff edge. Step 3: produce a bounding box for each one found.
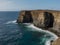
[17,10,60,37]
[17,10,60,45]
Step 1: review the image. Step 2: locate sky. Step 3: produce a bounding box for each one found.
[0,0,60,11]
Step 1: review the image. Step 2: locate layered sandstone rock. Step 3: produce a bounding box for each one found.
[17,10,60,37]
[17,10,60,45]
[52,38,60,45]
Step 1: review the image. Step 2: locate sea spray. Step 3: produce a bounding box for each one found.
[5,20,17,24]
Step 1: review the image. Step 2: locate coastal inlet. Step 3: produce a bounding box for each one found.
[0,11,58,45]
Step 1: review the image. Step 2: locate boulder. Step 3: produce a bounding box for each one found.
[52,38,60,45]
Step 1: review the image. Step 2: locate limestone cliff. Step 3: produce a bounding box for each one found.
[17,10,60,37]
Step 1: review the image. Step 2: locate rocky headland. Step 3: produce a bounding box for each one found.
[17,10,60,45]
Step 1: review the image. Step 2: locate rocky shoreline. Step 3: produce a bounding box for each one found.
[52,37,60,45]
[17,10,60,45]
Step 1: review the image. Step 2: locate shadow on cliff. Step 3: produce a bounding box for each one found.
[44,12,54,29]
[23,11,33,23]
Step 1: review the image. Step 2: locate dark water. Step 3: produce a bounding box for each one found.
[0,11,56,45]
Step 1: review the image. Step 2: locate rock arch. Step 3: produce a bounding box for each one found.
[44,12,54,28]
[23,11,33,23]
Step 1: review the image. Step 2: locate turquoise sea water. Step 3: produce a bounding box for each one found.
[0,11,58,45]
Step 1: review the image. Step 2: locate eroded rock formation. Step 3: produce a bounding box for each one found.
[52,38,60,45]
[17,10,60,37]
[17,10,60,45]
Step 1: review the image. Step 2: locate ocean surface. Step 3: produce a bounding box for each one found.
[0,11,58,45]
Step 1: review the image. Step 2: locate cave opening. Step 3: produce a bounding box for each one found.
[23,11,33,23]
[44,12,54,28]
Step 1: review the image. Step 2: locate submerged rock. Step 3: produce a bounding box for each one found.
[17,10,60,37]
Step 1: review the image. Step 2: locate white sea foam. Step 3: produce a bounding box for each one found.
[45,40,51,45]
[25,23,58,45]
[5,20,17,24]
[5,22,58,45]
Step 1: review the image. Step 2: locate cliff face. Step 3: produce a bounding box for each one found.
[17,10,60,37]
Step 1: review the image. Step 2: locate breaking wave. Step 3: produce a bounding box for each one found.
[5,20,17,24]
[24,23,58,45]
[5,22,58,45]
